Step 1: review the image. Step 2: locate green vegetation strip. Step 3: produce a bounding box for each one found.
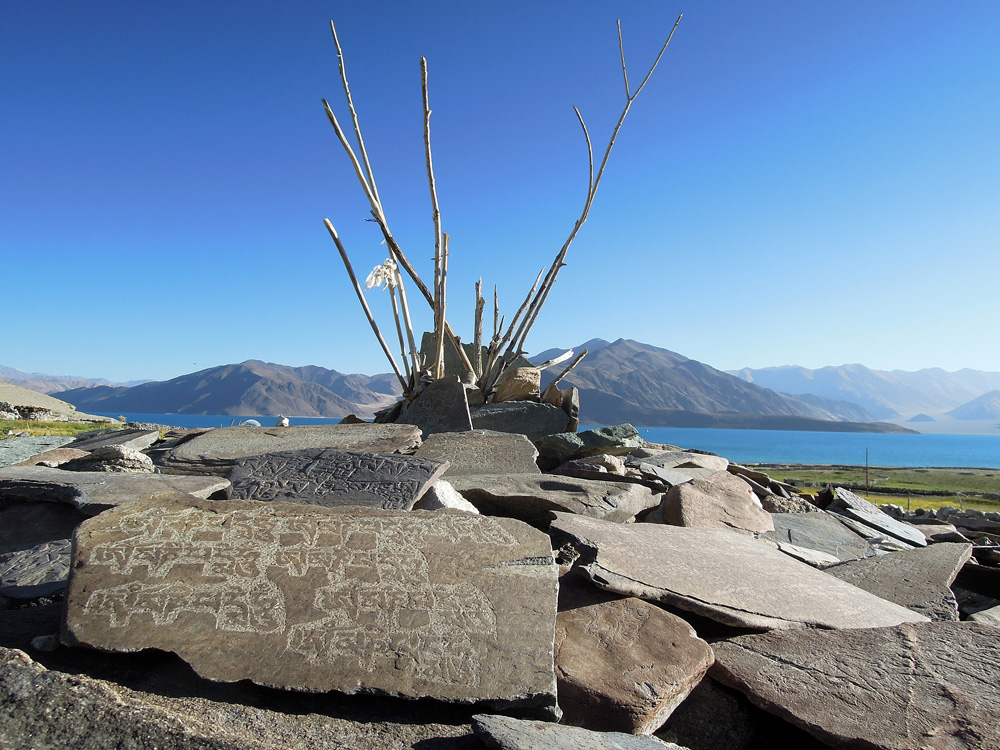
[0,419,120,438]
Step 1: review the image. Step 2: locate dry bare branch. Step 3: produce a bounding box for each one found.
[550,348,589,387]
[474,278,485,377]
[535,349,575,372]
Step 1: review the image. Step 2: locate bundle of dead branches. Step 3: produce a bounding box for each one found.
[324,16,681,403]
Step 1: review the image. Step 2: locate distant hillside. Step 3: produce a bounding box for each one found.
[731,364,1000,419]
[536,339,906,431]
[948,390,1000,420]
[55,360,401,419]
[0,363,133,394]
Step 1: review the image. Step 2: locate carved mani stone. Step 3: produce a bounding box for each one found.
[63,497,559,714]
[228,449,449,511]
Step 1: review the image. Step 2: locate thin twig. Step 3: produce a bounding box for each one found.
[617,20,630,99]
[324,219,406,390]
[435,233,449,378]
[550,348,588,387]
[387,286,412,383]
[474,278,485,378]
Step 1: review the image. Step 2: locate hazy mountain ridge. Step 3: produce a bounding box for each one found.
[0,363,142,394]
[536,339,895,430]
[732,364,1000,419]
[53,360,402,420]
[948,390,1000,420]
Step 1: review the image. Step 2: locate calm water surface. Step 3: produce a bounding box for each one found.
[99,413,1000,469]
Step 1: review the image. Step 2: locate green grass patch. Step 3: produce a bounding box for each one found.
[0,419,120,438]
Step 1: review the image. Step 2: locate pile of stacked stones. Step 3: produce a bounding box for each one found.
[0,389,998,749]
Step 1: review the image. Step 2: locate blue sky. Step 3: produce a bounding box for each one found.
[3,1,999,382]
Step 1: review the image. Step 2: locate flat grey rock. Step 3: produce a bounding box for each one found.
[414,429,541,476]
[0,539,71,599]
[0,646,474,749]
[0,436,75,468]
[536,425,645,469]
[470,402,570,440]
[0,465,229,515]
[155,424,422,475]
[10,446,90,467]
[555,575,713,735]
[396,376,473,435]
[472,713,685,750]
[635,463,698,487]
[550,513,928,630]
[711,622,1000,750]
[825,487,927,547]
[764,512,875,563]
[64,497,559,713]
[660,470,773,534]
[68,428,160,453]
[968,604,1000,626]
[451,474,660,526]
[0,500,85,555]
[228,448,448,511]
[824,542,972,621]
[631,451,729,474]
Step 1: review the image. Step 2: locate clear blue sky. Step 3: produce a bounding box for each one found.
[3,1,999,382]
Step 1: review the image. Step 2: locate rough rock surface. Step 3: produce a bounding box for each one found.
[659,470,773,534]
[493,367,541,403]
[414,430,541,476]
[0,538,72,599]
[154,424,422,475]
[0,646,475,750]
[550,513,928,630]
[555,575,713,735]
[11,446,90,467]
[60,444,156,473]
[228,448,448,511]
[472,713,684,750]
[451,474,660,526]
[64,497,559,714]
[823,542,972,621]
[0,436,76,468]
[535,424,644,469]
[412,479,480,513]
[469,402,570,440]
[764,512,875,563]
[634,451,729,474]
[711,622,1000,750]
[0,465,229,515]
[824,487,927,547]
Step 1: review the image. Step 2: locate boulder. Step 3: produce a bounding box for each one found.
[493,367,541,403]
[414,430,541,476]
[154,424,422,475]
[0,465,229,515]
[411,479,480,513]
[536,425,644,469]
[450,474,660,526]
[396,376,473,435]
[764,512,875,563]
[823,542,972,621]
[471,713,685,750]
[549,513,928,631]
[555,574,713,735]
[711,622,1000,750]
[227,448,448,511]
[64,497,560,715]
[60,445,156,474]
[658,470,773,534]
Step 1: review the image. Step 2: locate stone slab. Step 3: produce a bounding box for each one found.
[631,451,729,474]
[536,425,645,469]
[451,474,660,526]
[968,604,1000,626]
[64,497,559,713]
[472,713,684,750]
[11,447,90,467]
[470,402,571,440]
[660,470,774,534]
[555,574,713,735]
[764,512,875,563]
[414,429,541,476]
[155,424,422,475]
[0,500,85,555]
[825,487,927,547]
[69,428,160,453]
[0,539,71,599]
[0,465,229,515]
[824,542,971,621]
[549,513,928,631]
[711,622,1000,750]
[228,448,448,511]
[397,376,473,436]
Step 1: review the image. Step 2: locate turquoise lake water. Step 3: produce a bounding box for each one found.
[99,413,1000,469]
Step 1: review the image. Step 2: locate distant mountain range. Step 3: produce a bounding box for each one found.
[5,341,998,432]
[50,360,402,420]
[533,339,906,432]
[731,364,1000,420]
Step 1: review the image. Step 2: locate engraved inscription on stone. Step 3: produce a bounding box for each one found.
[64,498,558,708]
[228,449,449,510]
